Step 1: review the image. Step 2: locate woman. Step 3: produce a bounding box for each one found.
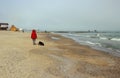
[31,29,37,45]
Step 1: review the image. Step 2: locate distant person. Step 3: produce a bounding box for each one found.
[22,29,24,33]
[31,29,37,45]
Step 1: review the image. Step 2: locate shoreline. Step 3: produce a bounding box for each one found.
[0,31,120,78]
[44,33,120,78]
[56,32,120,58]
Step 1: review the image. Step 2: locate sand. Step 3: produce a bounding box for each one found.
[0,31,120,78]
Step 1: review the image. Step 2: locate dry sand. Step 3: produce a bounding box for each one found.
[0,31,120,78]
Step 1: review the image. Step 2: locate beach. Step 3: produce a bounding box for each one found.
[0,31,120,78]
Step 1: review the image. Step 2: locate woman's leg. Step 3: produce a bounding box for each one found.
[32,39,36,45]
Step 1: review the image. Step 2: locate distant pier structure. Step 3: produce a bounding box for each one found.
[0,23,9,30]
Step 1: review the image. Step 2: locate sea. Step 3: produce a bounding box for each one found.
[57,31,120,57]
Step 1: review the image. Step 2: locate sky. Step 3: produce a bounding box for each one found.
[0,0,120,31]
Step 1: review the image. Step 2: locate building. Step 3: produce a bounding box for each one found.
[10,25,19,31]
[0,23,9,30]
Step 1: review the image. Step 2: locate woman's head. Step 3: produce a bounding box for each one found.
[32,29,36,32]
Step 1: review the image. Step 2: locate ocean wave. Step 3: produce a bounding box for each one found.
[85,41,102,46]
[111,38,120,41]
[51,37,60,40]
[116,50,120,53]
[99,37,108,40]
[68,34,80,37]
[68,34,73,36]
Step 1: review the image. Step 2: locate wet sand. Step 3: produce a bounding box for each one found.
[0,31,120,78]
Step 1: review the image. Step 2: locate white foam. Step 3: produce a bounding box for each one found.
[86,41,96,45]
[111,38,120,41]
[100,37,108,40]
[51,37,60,40]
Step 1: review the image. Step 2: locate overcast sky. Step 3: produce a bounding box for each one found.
[0,0,120,31]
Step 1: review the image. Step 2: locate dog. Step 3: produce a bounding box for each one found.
[38,41,44,46]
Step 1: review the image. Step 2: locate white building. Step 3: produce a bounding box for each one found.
[0,23,9,30]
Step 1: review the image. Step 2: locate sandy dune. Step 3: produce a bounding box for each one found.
[0,31,120,78]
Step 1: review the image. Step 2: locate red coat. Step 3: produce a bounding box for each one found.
[31,30,37,39]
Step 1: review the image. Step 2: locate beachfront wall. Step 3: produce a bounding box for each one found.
[0,23,9,30]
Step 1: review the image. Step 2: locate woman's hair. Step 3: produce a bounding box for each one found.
[32,29,35,31]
